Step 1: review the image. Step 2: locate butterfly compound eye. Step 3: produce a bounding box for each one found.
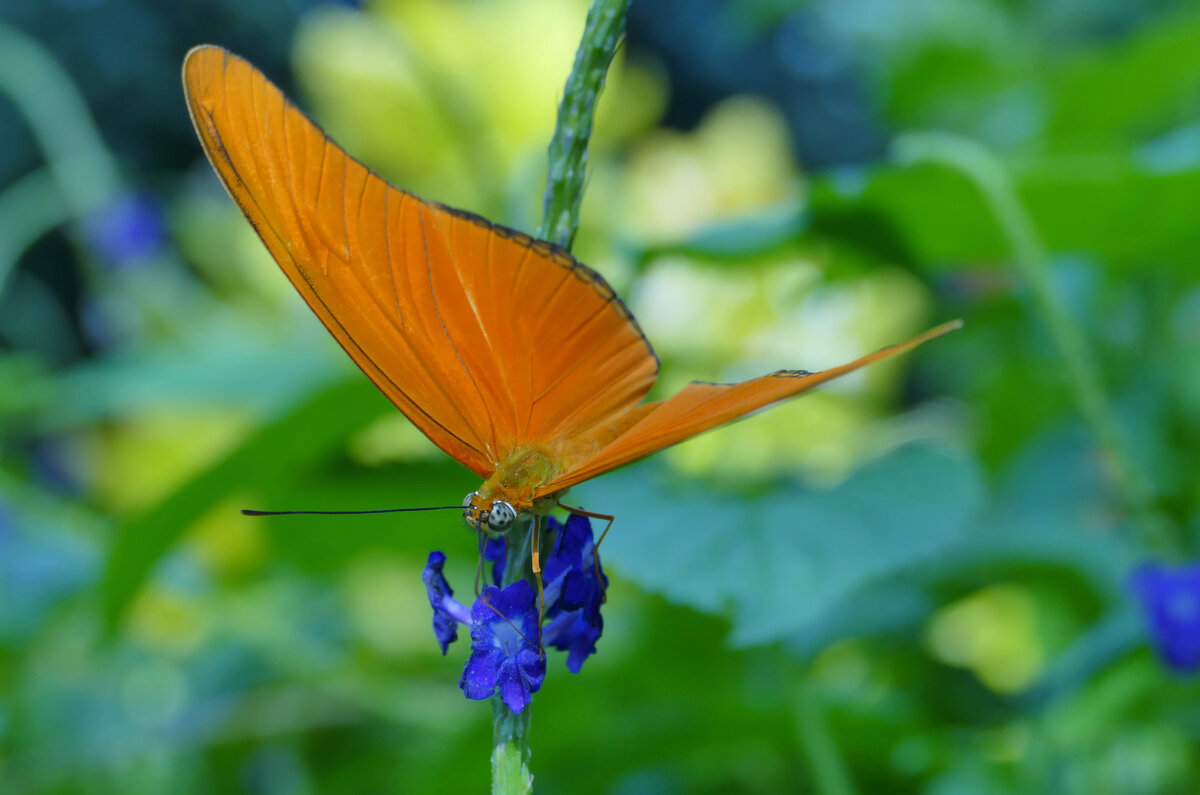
[462,491,481,527]
[487,500,516,533]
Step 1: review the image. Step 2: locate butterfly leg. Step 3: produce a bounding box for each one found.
[474,531,488,598]
[530,515,546,657]
[558,503,615,603]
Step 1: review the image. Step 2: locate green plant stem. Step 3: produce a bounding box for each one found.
[795,678,856,795]
[893,131,1172,553]
[537,0,632,250]
[490,518,535,794]
[487,4,633,792]
[500,519,534,587]
[0,168,70,295]
[491,687,533,795]
[0,22,190,341]
[0,22,121,219]
[0,23,121,306]
[489,3,631,789]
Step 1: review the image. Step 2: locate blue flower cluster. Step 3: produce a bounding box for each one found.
[422,515,607,713]
[1130,560,1200,673]
[81,191,166,269]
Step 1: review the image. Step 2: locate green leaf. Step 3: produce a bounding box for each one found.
[38,319,342,432]
[809,158,1200,273]
[97,377,389,634]
[632,199,808,264]
[583,444,984,647]
[1047,10,1200,149]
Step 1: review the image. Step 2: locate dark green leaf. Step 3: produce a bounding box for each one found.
[585,444,984,646]
[97,377,389,633]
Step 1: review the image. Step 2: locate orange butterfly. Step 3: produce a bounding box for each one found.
[183,45,959,540]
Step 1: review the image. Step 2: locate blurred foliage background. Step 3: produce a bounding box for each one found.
[2,0,1200,792]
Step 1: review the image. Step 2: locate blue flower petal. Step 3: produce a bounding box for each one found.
[475,581,539,630]
[460,648,504,700]
[544,515,605,608]
[423,551,470,654]
[461,581,545,712]
[540,515,607,671]
[544,606,603,674]
[497,656,533,713]
[517,647,546,692]
[1131,560,1200,673]
[543,516,586,582]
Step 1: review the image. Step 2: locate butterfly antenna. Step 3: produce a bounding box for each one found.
[241,506,462,516]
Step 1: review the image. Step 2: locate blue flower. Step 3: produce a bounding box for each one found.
[422,551,470,654]
[82,192,165,268]
[541,515,607,672]
[460,581,545,713]
[420,515,608,712]
[1130,560,1200,673]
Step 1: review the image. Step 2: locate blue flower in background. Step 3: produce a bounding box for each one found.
[1130,560,1200,673]
[421,516,607,710]
[0,501,98,640]
[31,438,79,494]
[422,551,471,654]
[460,581,545,713]
[81,191,165,268]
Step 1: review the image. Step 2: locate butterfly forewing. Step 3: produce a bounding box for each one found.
[183,45,659,477]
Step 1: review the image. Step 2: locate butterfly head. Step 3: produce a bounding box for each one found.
[463,490,517,536]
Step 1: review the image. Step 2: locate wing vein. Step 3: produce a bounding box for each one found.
[340,142,350,258]
[351,160,368,255]
[418,205,499,461]
[382,188,404,318]
[313,131,327,224]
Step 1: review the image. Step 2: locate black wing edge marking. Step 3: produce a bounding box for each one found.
[687,334,923,387]
[427,200,660,376]
[689,369,816,388]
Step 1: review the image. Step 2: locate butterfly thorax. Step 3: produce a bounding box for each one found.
[463,447,565,535]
